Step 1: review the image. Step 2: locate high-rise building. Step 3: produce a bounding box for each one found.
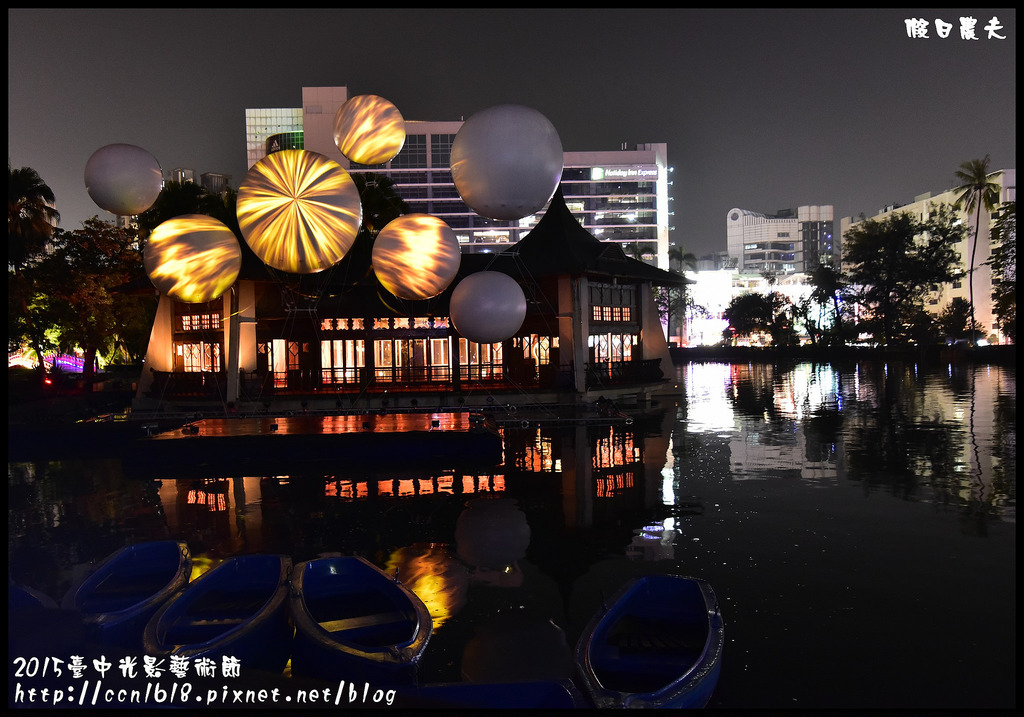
[244,87,672,269]
[167,167,195,184]
[726,205,835,275]
[200,172,232,196]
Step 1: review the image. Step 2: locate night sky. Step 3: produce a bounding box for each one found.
[8,8,1016,257]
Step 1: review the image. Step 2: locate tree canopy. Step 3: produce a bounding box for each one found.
[31,218,156,377]
[843,204,964,345]
[723,290,796,346]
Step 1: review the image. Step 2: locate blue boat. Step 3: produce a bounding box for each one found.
[9,579,59,614]
[574,574,725,708]
[61,540,191,649]
[288,556,432,684]
[142,554,292,674]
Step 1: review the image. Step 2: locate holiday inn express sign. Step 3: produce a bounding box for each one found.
[590,166,659,181]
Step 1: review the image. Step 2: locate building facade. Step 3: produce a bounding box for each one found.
[244,87,672,269]
[726,205,835,275]
[839,168,1015,344]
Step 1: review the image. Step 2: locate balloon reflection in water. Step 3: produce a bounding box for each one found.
[385,544,468,631]
[236,149,362,274]
[84,143,163,217]
[462,615,573,683]
[455,498,530,574]
[333,94,406,166]
[372,214,461,300]
[143,215,242,303]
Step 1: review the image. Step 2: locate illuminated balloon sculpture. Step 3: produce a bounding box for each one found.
[333,94,407,166]
[449,271,527,345]
[372,214,461,300]
[236,149,362,274]
[450,104,563,221]
[84,143,163,216]
[143,215,242,304]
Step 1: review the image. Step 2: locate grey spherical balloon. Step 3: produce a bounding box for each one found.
[84,143,162,216]
[449,271,527,344]
[450,105,563,221]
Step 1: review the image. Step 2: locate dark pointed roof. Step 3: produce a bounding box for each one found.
[483,187,690,287]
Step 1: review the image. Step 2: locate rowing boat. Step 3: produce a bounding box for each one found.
[142,553,292,674]
[574,574,724,708]
[288,556,432,684]
[61,540,191,649]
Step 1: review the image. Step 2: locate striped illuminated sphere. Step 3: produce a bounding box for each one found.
[143,215,242,303]
[372,214,461,300]
[236,150,362,274]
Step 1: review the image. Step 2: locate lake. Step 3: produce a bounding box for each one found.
[7,360,1015,709]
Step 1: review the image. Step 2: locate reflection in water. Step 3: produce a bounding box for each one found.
[679,361,1016,521]
[385,544,467,631]
[6,361,1015,707]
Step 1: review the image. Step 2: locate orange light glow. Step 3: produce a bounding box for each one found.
[143,215,242,303]
[385,545,467,631]
[372,214,461,300]
[236,150,362,274]
[333,95,406,166]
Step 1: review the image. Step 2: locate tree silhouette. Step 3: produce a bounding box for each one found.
[843,205,963,345]
[8,163,60,274]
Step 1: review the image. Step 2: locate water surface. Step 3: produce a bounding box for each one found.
[8,361,1015,709]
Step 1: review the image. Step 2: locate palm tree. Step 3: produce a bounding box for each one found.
[953,155,1001,342]
[667,244,698,273]
[665,244,697,344]
[9,164,60,385]
[808,262,849,344]
[8,163,60,273]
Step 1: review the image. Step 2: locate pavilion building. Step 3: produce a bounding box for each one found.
[134,189,688,415]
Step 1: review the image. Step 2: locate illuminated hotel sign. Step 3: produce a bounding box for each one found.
[590,166,659,180]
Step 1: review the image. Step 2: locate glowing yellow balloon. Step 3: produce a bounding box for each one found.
[334,94,406,166]
[143,215,241,303]
[236,150,362,274]
[372,214,462,300]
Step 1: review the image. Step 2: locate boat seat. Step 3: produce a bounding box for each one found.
[182,617,249,627]
[318,611,407,633]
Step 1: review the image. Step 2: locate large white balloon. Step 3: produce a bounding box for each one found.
[450,105,563,221]
[449,271,527,344]
[84,143,162,216]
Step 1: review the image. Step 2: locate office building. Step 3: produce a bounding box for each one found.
[726,205,835,275]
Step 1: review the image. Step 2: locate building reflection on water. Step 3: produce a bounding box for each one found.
[7,362,1014,682]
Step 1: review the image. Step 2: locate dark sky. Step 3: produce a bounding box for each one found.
[8,8,1016,257]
